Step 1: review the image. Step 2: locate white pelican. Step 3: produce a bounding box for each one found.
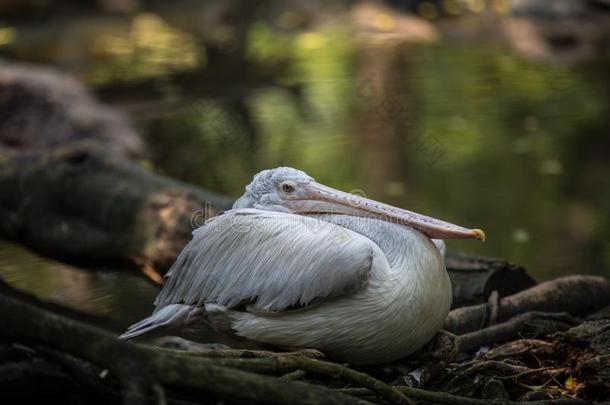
[120,167,484,364]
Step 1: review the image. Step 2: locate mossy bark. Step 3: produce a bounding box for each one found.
[0,144,232,273]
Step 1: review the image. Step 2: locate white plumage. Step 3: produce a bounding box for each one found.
[120,167,484,364]
[157,210,374,312]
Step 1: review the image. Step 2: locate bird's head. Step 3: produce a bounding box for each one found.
[234,167,485,241]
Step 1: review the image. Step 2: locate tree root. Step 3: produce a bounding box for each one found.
[445,360,562,390]
[334,386,588,405]
[199,356,414,405]
[154,347,324,360]
[421,311,578,363]
[36,345,119,403]
[455,311,580,354]
[279,369,309,380]
[445,275,610,334]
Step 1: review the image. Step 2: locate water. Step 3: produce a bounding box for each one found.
[0,240,158,327]
[1,6,609,320]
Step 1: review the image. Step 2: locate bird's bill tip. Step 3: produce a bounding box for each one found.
[472,228,486,242]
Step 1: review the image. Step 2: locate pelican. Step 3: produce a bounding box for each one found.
[120,167,484,364]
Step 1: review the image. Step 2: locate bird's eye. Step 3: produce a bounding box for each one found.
[281,183,296,194]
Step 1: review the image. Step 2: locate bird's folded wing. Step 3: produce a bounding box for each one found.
[154,209,375,312]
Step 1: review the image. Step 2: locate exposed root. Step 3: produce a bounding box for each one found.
[445,276,610,334]
[335,386,589,405]
[455,311,580,354]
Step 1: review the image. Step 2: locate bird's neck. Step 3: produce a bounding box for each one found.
[310,214,438,270]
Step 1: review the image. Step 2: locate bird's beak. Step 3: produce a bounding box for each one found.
[284,181,485,241]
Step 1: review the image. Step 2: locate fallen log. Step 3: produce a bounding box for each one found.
[445,251,536,308]
[0,144,232,276]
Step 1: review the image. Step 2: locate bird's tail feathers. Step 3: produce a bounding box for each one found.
[118,304,193,340]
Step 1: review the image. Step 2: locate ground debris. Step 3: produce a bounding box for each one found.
[1,273,610,404]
